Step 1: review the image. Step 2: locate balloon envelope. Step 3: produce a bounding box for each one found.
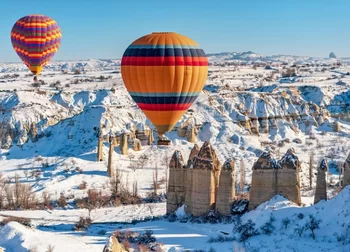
[10,14,62,75]
[121,32,208,135]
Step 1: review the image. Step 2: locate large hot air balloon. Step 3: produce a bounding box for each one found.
[121,32,208,143]
[10,14,62,76]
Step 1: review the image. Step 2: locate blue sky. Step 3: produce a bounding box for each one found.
[0,0,349,62]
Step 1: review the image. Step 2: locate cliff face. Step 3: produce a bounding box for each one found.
[249,149,301,210]
[0,89,147,149]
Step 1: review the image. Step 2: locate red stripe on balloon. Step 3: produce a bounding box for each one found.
[136,103,192,111]
[122,56,208,66]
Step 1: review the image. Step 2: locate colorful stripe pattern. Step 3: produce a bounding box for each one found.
[10,14,62,75]
[121,32,208,135]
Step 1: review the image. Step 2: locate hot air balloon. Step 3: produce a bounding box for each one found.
[121,32,208,144]
[10,14,62,76]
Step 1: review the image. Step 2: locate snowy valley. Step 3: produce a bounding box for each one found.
[0,52,349,252]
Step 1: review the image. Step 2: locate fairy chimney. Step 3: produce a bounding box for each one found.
[167,151,186,214]
[190,142,222,216]
[186,126,197,143]
[314,159,328,204]
[119,133,128,155]
[147,130,154,145]
[276,148,301,206]
[133,138,142,151]
[249,152,278,210]
[183,144,200,213]
[249,149,301,210]
[343,153,350,187]
[216,159,235,216]
[107,135,115,178]
[97,137,104,161]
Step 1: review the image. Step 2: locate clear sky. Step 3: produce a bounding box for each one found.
[0,0,349,62]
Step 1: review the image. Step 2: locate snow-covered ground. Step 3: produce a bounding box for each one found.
[0,53,349,251]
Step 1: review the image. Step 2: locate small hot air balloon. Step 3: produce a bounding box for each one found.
[10,14,62,76]
[121,32,208,143]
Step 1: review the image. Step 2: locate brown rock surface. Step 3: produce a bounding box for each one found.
[343,153,350,187]
[166,150,186,214]
[216,159,235,216]
[249,149,301,210]
[314,159,328,204]
[191,142,222,216]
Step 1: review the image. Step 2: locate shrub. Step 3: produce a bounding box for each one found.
[237,219,259,243]
[0,217,31,227]
[74,217,91,231]
[281,217,291,230]
[305,215,322,240]
[260,214,275,235]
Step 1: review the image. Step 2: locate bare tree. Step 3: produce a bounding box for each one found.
[110,169,123,198]
[153,163,159,195]
[338,161,344,187]
[240,159,246,194]
[137,154,149,170]
[161,152,170,193]
[309,152,315,189]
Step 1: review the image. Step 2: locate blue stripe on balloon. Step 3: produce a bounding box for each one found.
[129,92,200,97]
[130,95,198,104]
[128,44,199,49]
[123,48,206,57]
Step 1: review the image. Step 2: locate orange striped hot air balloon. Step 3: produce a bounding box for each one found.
[10,14,62,76]
[121,32,208,141]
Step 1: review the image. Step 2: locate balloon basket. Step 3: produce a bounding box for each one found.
[157,139,171,146]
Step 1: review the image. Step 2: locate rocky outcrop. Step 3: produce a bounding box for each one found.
[343,153,350,187]
[102,236,127,252]
[249,148,301,210]
[216,159,235,216]
[166,151,186,214]
[314,159,328,204]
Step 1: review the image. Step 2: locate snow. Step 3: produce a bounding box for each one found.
[0,52,349,251]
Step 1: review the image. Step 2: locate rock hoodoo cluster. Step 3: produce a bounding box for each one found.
[167,141,235,216]
[248,148,301,210]
[96,123,155,177]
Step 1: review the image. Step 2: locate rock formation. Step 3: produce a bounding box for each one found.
[97,137,104,161]
[314,159,328,204]
[190,142,222,216]
[166,151,186,214]
[249,148,301,210]
[102,236,127,252]
[343,153,350,187]
[184,144,200,214]
[329,52,337,59]
[147,129,154,145]
[133,138,142,151]
[107,135,115,178]
[186,126,197,143]
[216,159,235,216]
[119,133,128,155]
